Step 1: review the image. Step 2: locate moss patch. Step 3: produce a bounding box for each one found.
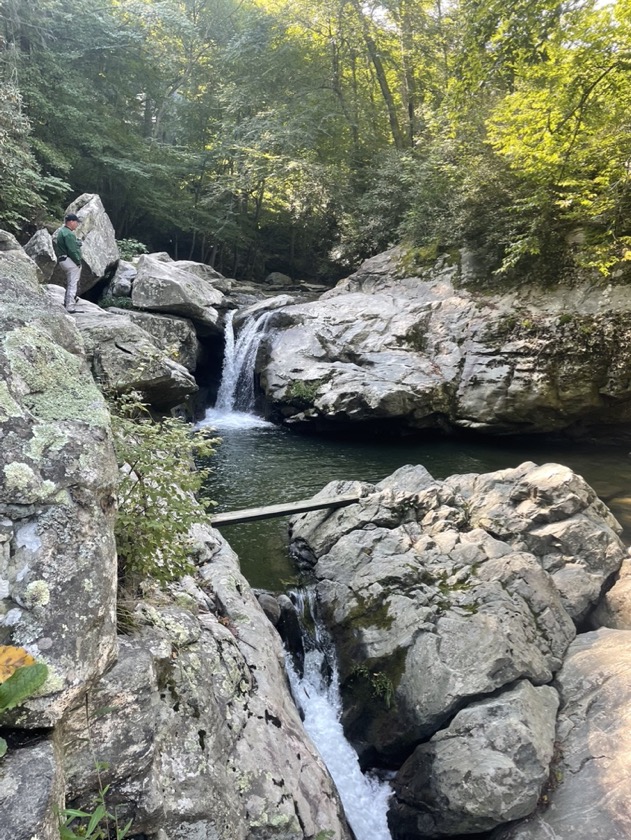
[4,326,109,427]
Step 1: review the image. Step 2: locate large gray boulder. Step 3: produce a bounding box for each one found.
[132,254,226,335]
[392,681,559,836]
[46,288,198,409]
[289,462,623,769]
[0,237,119,728]
[63,525,352,840]
[50,194,120,294]
[109,308,200,372]
[491,628,631,840]
[23,229,57,282]
[259,249,631,438]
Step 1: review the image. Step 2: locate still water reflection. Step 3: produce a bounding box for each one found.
[202,419,631,590]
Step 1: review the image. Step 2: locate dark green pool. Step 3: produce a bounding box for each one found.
[201,415,631,589]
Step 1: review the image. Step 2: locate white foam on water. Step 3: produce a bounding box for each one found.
[196,408,273,431]
[286,592,393,840]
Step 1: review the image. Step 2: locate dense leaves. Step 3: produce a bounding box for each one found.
[1,0,631,280]
[110,393,217,587]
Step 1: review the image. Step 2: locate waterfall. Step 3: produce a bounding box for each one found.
[285,589,393,840]
[199,309,273,430]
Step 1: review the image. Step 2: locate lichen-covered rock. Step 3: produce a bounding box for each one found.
[391,681,559,836]
[0,243,119,727]
[45,289,198,409]
[0,737,65,840]
[132,254,226,335]
[289,462,623,766]
[50,194,120,294]
[491,629,631,840]
[259,249,631,439]
[63,525,352,840]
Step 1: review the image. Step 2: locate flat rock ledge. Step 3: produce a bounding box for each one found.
[289,460,628,837]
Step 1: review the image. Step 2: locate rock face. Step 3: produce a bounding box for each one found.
[132,253,226,334]
[63,525,352,840]
[45,288,198,408]
[393,681,559,836]
[259,249,631,438]
[109,307,200,372]
[0,240,119,728]
[491,628,631,840]
[289,461,626,835]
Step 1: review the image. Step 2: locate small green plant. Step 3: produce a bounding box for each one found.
[0,645,49,758]
[116,238,148,261]
[59,785,133,840]
[349,665,395,708]
[287,379,321,406]
[109,392,218,588]
[99,295,135,311]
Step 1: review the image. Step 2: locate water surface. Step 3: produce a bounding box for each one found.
[201,416,631,589]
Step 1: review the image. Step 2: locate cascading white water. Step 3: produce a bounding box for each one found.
[215,309,272,412]
[286,590,393,840]
[199,309,273,430]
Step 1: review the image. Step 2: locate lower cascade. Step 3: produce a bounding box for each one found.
[285,589,393,840]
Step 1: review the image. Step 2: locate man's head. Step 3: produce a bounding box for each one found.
[64,213,80,230]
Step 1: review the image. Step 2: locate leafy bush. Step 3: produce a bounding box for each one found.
[99,296,135,311]
[109,393,218,587]
[115,238,148,261]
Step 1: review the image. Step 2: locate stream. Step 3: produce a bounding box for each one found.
[197,309,631,840]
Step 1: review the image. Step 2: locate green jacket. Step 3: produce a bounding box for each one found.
[55,225,82,264]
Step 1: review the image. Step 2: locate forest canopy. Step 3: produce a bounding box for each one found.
[1,0,630,282]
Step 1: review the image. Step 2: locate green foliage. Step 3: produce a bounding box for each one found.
[3,0,631,280]
[99,296,135,311]
[59,785,132,840]
[115,238,148,260]
[109,393,218,587]
[286,379,322,406]
[0,662,48,712]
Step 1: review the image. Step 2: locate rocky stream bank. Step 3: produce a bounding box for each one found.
[1,196,631,839]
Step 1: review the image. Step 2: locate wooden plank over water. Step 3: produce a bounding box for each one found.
[210,493,362,526]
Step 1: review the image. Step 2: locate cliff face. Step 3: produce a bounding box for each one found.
[258,249,631,440]
[0,233,351,840]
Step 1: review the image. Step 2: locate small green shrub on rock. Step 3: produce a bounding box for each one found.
[109,393,218,587]
[115,238,148,260]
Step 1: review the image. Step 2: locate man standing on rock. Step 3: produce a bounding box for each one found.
[54,213,83,313]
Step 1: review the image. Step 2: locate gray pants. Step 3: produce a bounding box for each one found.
[60,258,81,308]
